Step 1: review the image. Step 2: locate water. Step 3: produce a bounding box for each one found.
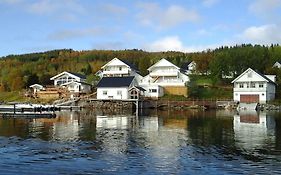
[1,109,281,174]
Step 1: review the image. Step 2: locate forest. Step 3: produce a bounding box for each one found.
[1,44,281,93]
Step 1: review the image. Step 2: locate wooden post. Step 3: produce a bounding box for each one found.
[13,104,16,114]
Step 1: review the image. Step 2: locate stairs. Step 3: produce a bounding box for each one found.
[237,103,258,110]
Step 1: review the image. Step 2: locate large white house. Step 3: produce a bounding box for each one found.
[232,68,276,103]
[98,57,143,84]
[61,81,91,94]
[139,58,189,97]
[50,71,86,86]
[97,76,143,100]
[100,58,138,77]
[50,71,91,96]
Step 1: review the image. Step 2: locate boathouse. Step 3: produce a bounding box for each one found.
[232,68,276,103]
[96,76,143,100]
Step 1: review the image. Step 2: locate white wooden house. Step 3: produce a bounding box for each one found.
[50,71,86,86]
[29,84,44,94]
[139,58,189,97]
[96,76,145,100]
[61,81,91,94]
[180,61,196,74]
[273,61,281,68]
[100,58,139,77]
[231,68,276,103]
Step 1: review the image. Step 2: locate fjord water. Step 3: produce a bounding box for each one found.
[0,109,281,174]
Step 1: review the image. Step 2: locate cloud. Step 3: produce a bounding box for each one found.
[202,0,220,7]
[1,0,86,21]
[238,24,281,44]
[48,28,109,40]
[27,0,85,15]
[101,3,128,15]
[137,3,200,28]
[144,36,219,52]
[249,0,281,17]
[94,41,125,50]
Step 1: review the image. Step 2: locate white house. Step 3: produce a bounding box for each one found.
[180,61,196,74]
[50,71,86,86]
[139,58,189,97]
[100,58,139,77]
[61,81,91,94]
[97,76,140,100]
[231,68,276,104]
[273,61,281,68]
[29,84,44,94]
[140,85,164,98]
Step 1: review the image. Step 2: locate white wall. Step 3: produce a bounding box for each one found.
[141,85,164,98]
[233,91,267,103]
[266,83,276,101]
[97,87,129,100]
[233,82,275,103]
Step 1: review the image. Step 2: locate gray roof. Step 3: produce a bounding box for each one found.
[68,72,86,79]
[96,76,134,88]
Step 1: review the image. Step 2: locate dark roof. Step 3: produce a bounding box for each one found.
[96,76,134,88]
[130,86,146,91]
[68,72,86,79]
[121,60,139,72]
[180,61,192,71]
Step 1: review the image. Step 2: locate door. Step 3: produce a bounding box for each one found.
[240,94,259,103]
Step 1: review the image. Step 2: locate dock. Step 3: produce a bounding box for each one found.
[0,112,56,118]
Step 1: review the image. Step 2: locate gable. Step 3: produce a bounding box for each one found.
[148,58,180,71]
[232,68,268,83]
[50,71,85,80]
[101,58,130,69]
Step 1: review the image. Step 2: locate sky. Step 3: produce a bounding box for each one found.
[0,0,281,56]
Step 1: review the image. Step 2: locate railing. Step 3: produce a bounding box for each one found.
[233,87,266,92]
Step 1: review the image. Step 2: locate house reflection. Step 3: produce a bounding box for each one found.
[233,110,275,150]
[30,111,81,141]
[95,115,136,154]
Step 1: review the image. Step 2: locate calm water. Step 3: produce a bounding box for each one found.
[1,109,281,174]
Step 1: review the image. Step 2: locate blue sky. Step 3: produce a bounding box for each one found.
[0,0,281,56]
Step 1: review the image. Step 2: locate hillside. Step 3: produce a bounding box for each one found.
[1,44,281,98]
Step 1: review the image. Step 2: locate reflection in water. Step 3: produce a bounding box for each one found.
[1,109,281,174]
[233,110,275,150]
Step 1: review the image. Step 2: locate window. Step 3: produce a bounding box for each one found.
[259,83,264,88]
[119,67,122,71]
[149,89,157,93]
[247,72,252,78]
[103,91,107,95]
[239,83,243,88]
[117,90,122,95]
[250,83,255,88]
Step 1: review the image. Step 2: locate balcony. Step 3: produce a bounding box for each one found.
[233,87,267,92]
[150,70,178,77]
[152,79,186,86]
[103,69,130,75]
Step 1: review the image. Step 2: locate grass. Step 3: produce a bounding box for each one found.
[0,91,27,102]
[0,91,52,104]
